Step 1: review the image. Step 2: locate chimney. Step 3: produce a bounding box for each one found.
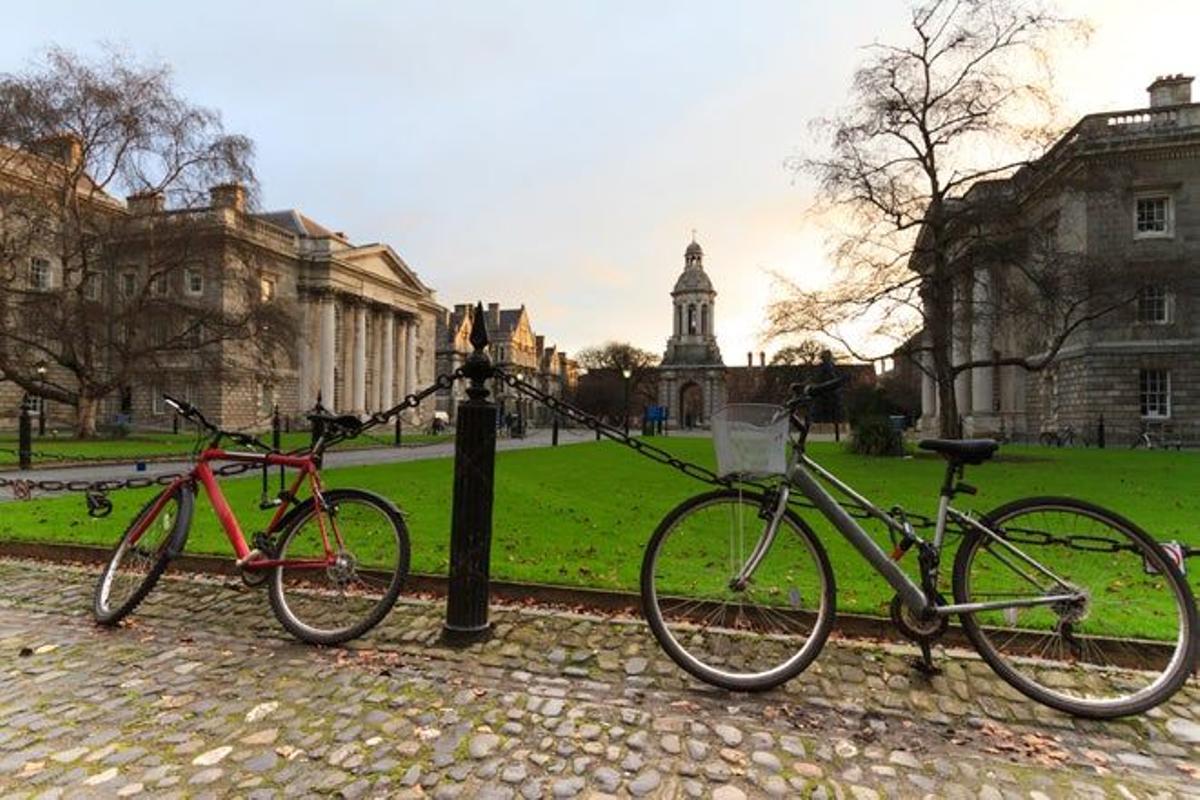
[31,133,83,170]
[1148,74,1194,107]
[209,183,246,212]
[126,190,165,215]
[488,302,501,330]
[747,352,753,367]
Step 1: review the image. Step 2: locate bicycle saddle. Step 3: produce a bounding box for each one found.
[918,438,999,465]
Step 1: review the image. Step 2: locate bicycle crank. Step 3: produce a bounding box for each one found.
[889,594,948,675]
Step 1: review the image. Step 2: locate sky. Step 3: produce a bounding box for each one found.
[2,1,1198,363]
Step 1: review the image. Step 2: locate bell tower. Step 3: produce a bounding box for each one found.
[657,237,726,428]
[663,238,723,366]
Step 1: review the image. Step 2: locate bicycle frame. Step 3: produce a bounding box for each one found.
[129,447,338,571]
[779,453,1081,619]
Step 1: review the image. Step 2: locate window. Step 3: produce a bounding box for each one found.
[687,304,697,335]
[82,273,100,301]
[150,274,168,296]
[121,272,137,298]
[185,269,204,296]
[260,383,275,416]
[152,388,165,415]
[1135,195,1172,238]
[30,257,51,290]
[260,276,276,302]
[1136,285,1171,324]
[1139,369,1171,419]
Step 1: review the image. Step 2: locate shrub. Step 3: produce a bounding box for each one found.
[848,415,904,456]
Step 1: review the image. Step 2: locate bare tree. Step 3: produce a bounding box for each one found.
[768,0,1122,436]
[0,47,293,436]
[574,341,660,423]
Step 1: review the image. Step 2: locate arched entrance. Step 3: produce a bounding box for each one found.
[680,381,704,429]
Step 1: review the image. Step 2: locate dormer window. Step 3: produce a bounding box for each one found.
[1134,195,1173,238]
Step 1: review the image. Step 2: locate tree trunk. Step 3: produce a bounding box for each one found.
[75,394,99,439]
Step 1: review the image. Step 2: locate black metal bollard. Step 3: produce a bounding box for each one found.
[595,425,601,441]
[552,415,559,446]
[172,413,179,435]
[395,414,402,447]
[18,403,32,470]
[1097,414,1105,449]
[443,302,498,644]
[272,405,282,451]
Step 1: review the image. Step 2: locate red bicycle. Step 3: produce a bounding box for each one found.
[92,395,410,645]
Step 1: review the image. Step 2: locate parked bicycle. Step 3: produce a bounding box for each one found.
[1039,424,1081,447]
[93,395,410,645]
[1131,423,1183,450]
[640,379,1197,718]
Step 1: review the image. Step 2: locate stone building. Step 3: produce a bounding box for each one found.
[0,142,441,431]
[916,74,1200,442]
[656,240,727,427]
[435,303,578,424]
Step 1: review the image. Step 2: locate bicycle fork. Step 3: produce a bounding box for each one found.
[728,485,791,591]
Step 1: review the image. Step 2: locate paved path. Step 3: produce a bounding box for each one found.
[0,428,599,498]
[0,559,1197,800]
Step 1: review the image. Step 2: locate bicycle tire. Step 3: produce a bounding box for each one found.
[640,488,836,692]
[952,496,1197,718]
[93,483,194,625]
[268,488,409,645]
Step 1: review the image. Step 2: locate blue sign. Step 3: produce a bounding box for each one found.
[645,405,668,422]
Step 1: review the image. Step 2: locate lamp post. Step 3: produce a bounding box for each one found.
[35,363,47,436]
[516,372,525,437]
[621,368,632,436]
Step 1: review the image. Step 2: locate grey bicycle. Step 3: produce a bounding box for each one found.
[640,380,1197,718]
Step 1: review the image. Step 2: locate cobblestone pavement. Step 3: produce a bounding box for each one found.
[0,559,1197,800]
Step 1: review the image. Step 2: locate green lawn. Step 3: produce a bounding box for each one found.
[2,438,1196,634]
[0,429,451,465]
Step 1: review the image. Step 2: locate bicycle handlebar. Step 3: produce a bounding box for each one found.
[786,375,846,409]
[162,393,272,451]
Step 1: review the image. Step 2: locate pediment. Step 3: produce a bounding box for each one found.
[340,244,432,296]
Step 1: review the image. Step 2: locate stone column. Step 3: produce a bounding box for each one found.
[952,281,970,424]
[382,312,395,410]
[297,300,312,410]
[371,309,384,412]
[318,296,336,408]
[405,319,418,397]
[969,269,996,434]
[352,304,367,413]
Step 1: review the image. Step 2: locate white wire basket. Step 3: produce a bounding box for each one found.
[711,404,790,478]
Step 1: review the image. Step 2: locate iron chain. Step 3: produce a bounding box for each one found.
[0,373,462,513]
[493,367,939,529]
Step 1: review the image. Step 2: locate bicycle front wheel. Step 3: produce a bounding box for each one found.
[641,488,836,692]
[94,483,193,625]
[953,497,1197,718]
[268,489,409,645]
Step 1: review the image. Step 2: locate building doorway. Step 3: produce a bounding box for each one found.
[680,381,704,428]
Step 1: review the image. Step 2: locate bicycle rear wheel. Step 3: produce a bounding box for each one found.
[93,483,193,625]
[641,488,836,692]
[953,497,1197,718]
[268,488,409,645]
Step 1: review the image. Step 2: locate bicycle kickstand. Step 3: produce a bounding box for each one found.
[913,640,941,677]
